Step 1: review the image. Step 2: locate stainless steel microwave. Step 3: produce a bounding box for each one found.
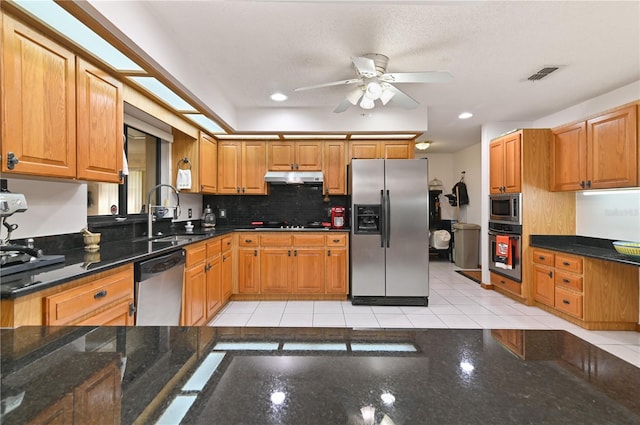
[489,193,522,224]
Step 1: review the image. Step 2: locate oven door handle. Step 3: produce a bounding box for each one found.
[488,230,520,238]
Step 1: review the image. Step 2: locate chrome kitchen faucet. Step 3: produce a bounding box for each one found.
[147,184,181,238]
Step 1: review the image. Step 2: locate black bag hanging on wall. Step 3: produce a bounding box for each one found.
[452,181,469,206]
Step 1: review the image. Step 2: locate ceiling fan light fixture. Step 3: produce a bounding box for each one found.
[346,87,364,105]
[364,81,383,100]
[359,96,375,110]
[415,141,431,150]
[380,87,395,105]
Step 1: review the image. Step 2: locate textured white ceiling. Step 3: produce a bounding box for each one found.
[87,0,640,153]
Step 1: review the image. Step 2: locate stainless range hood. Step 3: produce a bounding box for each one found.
[264,171,324,185]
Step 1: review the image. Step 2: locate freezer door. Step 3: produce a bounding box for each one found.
[384,160,429,297]
[350,159,386,297]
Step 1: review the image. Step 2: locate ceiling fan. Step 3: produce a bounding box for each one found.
[294,53,453,113]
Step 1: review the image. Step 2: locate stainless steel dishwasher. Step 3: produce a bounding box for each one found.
[134,249,186,325]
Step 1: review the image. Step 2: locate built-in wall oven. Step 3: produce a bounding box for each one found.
[488,221,522,282]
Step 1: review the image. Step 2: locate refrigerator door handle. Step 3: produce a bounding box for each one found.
[380,189,385,248]
[386,189,391,248]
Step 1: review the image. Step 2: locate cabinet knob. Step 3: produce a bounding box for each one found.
[580,181,585,188]
[586,180,592,188]
[548,271,553,278]
[242,187,246,193]
[327,250,331,256]
[236,187,240,193]
[254,250,258,256]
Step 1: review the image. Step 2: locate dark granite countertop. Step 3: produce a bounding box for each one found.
[530,235,640,267]
[1,326,638,425]
[0,227,350,299]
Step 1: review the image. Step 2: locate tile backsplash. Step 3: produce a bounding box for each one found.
[203,185,349,226]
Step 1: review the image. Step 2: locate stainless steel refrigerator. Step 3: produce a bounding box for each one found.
[350,159,429,306]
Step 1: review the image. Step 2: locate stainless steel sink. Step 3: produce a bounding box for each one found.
[152,235,198,243]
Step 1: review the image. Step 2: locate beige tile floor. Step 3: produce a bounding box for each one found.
[210,258,640,368]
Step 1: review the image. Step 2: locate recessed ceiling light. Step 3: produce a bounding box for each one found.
[270,92,288,102]
[458,112,473,119]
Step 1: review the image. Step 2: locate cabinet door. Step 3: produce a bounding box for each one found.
[27,393,73,425]
[241,141,267,194]
[326,248,348,294]
[292,248,325,293]
[260,249,292,293]
[217,141,242,193]
[221,249,233,301]
[533,264,554,307]
[206,254,222,319]
[268,141,295,170]
[1,15,76,177]
[199,133,217,193]
[295,141,323,170]
[550,122,587,191]
[76,58,124,183]
[74,360,121,425]
[489,140,505,194]
[502,133,521,193]
[238,248,260,294]
[350,141,379,159]
[184,264,207,326]
[323,141,346,195]
[382,142,413,159]
[587,106,638,189]
[76,300,134,326]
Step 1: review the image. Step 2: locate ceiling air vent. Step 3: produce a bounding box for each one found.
[527,67,559,81]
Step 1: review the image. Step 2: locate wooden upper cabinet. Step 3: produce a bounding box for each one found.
[242,141,267,194]
[586,105,637,189]
[323,141,346,195]
[382,141,414,159]
[76,58,124,183]
[199,133,217,193]
[550,122,587,191]
[217,140,242,193]
[349,141,380,159]
[551,105,638,191]
[489,132,521,194]
[1,14,77,178]
[268,141,322,170]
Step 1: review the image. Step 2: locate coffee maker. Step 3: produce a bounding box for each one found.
[330,207,345,229]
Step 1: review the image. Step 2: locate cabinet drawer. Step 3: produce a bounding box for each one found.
[554,287,583,319]
[326,234,347,247]
[45,268,133,326]
[260,234,292,246]
[490,272,521,296]
[207,238,222,256]
[186,243,207,266]
[221,235,233,251]
[293,234,325,247]
[555,254,583,274]
[555,271,583,292]
[532,249,554,266]
[238,234,259,247]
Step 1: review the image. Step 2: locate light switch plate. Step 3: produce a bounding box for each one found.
[219,209,226,218]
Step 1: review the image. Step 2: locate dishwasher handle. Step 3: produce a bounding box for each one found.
[135,249,185,282]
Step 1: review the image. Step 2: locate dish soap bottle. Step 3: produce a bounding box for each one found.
[202,205,216,228]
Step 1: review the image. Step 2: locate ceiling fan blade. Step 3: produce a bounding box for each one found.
[351,56,377,78]
[381,71,454,84]
[294,78,361,91]
[333,98,352,113]
[384,84,419,109]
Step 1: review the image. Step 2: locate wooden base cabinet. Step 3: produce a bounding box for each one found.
[221,235,234,302]
[532,248,639,330]
[183,243,208,326]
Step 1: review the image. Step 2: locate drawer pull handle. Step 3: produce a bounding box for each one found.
[254,250,258,256]
[548,271,553,278]
[562,278,570,283]
[246,239,252,243]
[499,280,505,285]
[562,261,570,266]
[538,256,546,260]
[333,239,340,243]
[562,299,570,305]
[327,250,331,256]
[94,290,107,299]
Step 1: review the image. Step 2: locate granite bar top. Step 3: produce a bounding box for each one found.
[1,326,638,425]
[0,227,350,299]
[530,235,640,267]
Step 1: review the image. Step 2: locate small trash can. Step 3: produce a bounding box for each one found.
[452,223,481,269]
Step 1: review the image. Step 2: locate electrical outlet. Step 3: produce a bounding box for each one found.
[188,208,192,218]
[219,209,226,218]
